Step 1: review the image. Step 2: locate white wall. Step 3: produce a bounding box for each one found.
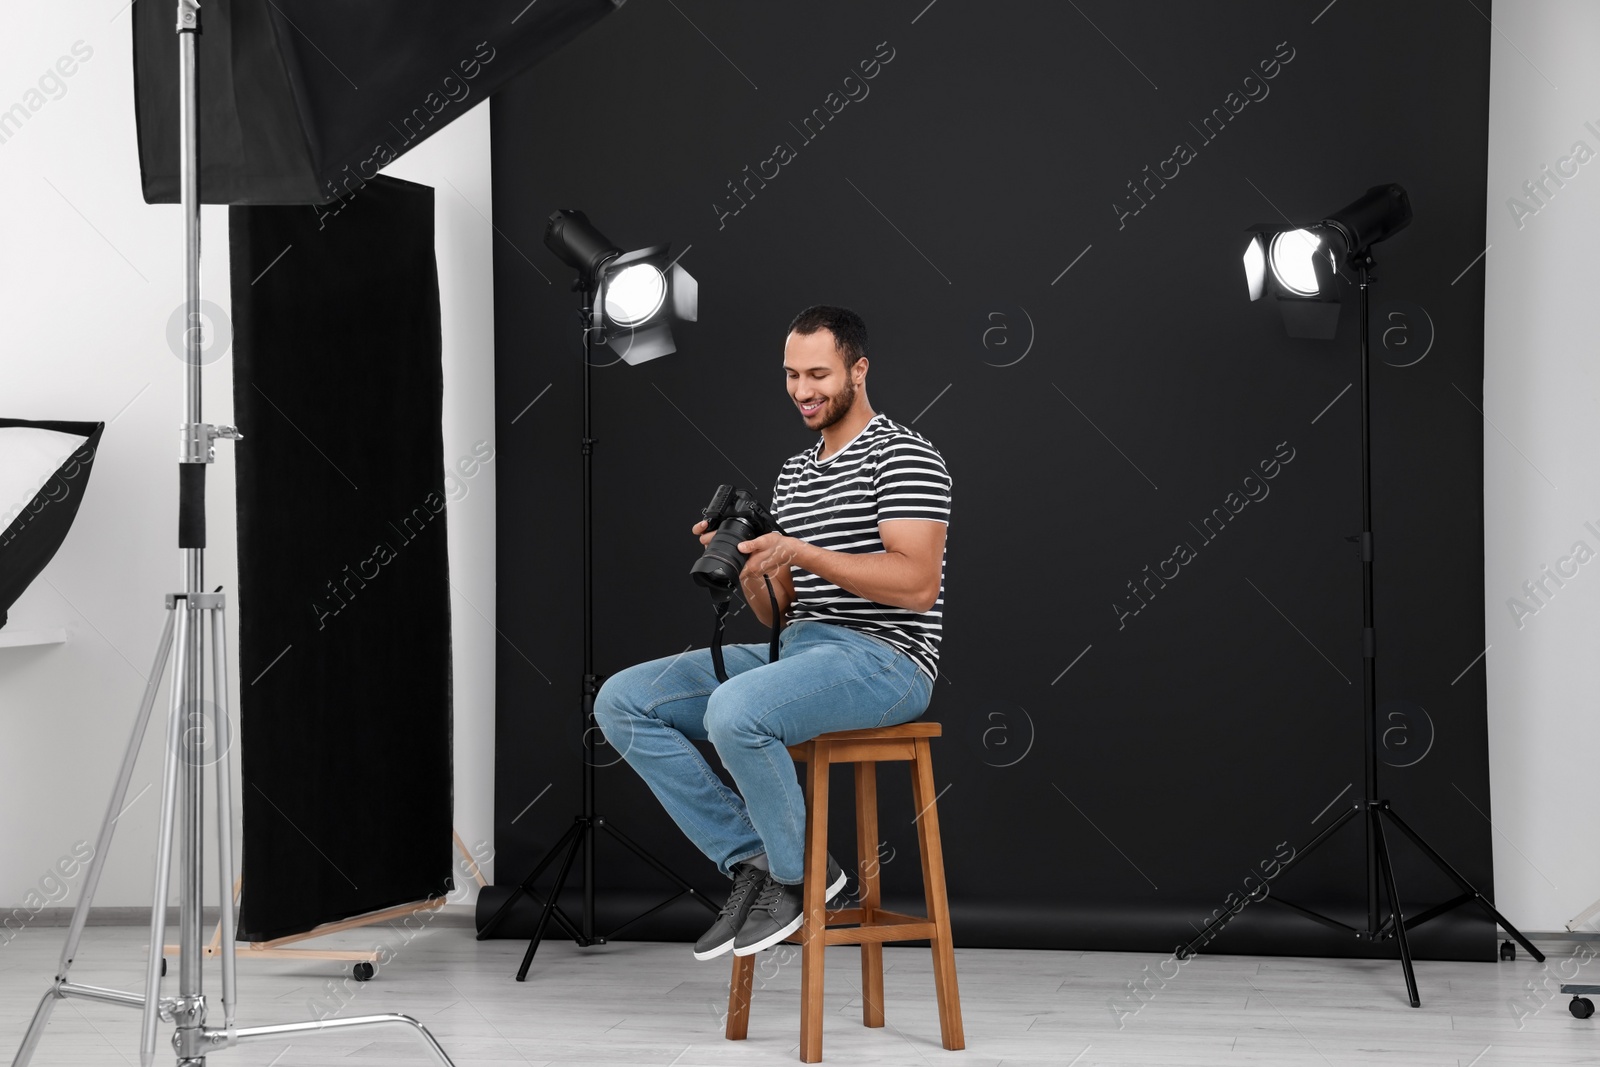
[384,96,500,901]
[1483,0,1600,931]
[0,3,495,914]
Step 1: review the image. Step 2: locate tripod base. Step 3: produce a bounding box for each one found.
[16,981,453,1067]
[477,814,719,980]
[1178,800,1543,1006]
[10,592,457,1067]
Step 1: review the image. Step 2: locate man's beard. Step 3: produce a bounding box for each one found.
[810,374,856,431]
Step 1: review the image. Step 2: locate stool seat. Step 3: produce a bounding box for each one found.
[783,722,940,764]
[725,721,964,1062]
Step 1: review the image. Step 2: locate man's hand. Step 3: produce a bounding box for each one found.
[692,520,796,625]
[693,522,797,583]
[736,531,803,582]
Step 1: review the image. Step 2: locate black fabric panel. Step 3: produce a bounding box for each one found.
[230,175,453,942]
[132,0,622,205]
[0,419,103,629]
[489,0,1496,959]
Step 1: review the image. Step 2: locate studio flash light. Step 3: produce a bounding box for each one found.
[543,209,697,364]
[476,208,712,978]
[1199,182,1544,1008]
[1242,184,1413,339]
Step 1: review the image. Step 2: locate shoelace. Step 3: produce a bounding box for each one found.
[750,875,787,914]
[718,865,765,919]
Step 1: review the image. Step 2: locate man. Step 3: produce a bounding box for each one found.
[593,305,952,959]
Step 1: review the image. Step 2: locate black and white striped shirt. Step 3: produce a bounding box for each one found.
[771,413,951,681]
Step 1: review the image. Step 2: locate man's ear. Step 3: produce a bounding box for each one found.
[854,356,869,385]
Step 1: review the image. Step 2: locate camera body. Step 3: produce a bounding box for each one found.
[690,485,786,597]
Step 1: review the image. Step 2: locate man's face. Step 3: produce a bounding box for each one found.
[784,329,862,432]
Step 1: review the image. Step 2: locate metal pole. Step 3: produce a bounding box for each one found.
[208,605,238,1028]
[142,605,190,1066]
[1357,263,1379,938]
[580,300,597,944]
[176,4,208,1062]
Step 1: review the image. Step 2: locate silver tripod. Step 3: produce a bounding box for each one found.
[11,4,455,1065]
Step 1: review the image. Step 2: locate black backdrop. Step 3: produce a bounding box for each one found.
[490,0,1494,959]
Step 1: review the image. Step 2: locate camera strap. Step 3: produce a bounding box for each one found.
[709,576,782,682]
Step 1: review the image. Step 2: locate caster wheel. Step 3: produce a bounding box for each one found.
[1571,996,1594,1019]
[1500,940,1516,961]
[159,958,167,977]
[352,962,376,982]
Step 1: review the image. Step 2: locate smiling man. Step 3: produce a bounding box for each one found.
[593,305,952,959]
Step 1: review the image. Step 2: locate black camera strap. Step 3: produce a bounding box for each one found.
[709,576,782,682]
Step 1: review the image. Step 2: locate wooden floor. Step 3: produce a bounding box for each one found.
[0,924,1595,1065]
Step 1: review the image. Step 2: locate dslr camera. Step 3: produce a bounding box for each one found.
[689,485,786,597]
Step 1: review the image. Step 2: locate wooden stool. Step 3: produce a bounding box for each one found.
[724,722,964,1062]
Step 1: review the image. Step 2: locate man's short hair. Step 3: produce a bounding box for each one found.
[788,305,868,370]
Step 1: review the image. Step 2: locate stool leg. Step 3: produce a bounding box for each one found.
[854,761,885,1029]
[911,738,964,1051]
[799,744,832,1063]
[726,954,754,1040]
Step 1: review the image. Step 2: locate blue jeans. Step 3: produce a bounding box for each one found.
[592,619,933,885]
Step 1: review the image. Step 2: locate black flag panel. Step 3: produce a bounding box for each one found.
[231,175,453,941]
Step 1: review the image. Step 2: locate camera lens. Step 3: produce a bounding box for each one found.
[690,518,756,593]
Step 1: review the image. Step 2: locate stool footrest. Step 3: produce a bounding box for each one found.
[784,909,937,946]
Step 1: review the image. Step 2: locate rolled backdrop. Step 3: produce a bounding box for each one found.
[230,176,453,941]
[488,0,1498,959]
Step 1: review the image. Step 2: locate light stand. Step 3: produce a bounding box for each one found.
[1180,187,1544,1004]
[476,214,714,980]
[11,4,455,1064]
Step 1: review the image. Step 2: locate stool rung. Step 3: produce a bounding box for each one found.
[783,909,937,947]
[823,922,937,946]
[807,907,926,926]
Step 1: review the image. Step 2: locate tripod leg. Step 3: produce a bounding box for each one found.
[1379,805,1546,964]
[14,610,178,1067]
[209,604,238,1027]
[477,820,582,941]
[232,1011,457,1066]
[600,819,720,916]
[1178,803,1362,960]
[10,989,62,1067]
[1372,809,1420,1007]
[142,606,192,1062]
[517,824,584,981]
[57,610,177,982]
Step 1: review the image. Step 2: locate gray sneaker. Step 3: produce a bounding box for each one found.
[731,855,847,957]
[694,861,767,961]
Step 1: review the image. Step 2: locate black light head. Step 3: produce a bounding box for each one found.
[1241,184,1412,339]
[1322,184,1413,270]
[543,209,621,289]
[542,209,699,365]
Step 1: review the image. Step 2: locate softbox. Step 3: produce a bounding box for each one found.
[0,420,104,629]
[132,0,624,205]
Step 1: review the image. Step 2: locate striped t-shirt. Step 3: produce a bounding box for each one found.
[771,413,952,681]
